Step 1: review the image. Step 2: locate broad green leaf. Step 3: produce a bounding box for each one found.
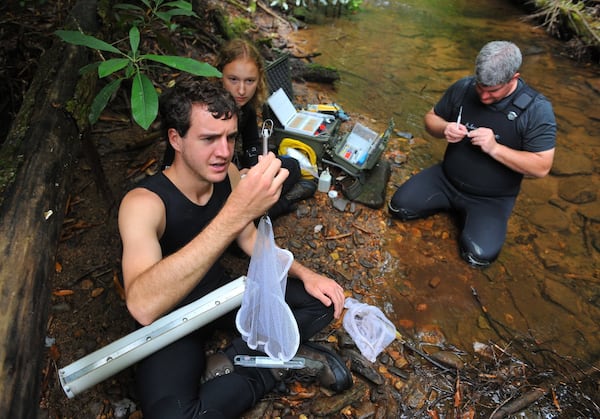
[113,3,145,11]
[55,30,121,54]
[163,1,193,11]
[162,9,198,18]
[139,0,152,9]
[142,54,222,77]
[129,26,140,56]
[98,58,129,78]
[79,62,100,75]
[125,62,136,78]
[131,73,158,130]
[154,11,173,23]
[89,78,123,124]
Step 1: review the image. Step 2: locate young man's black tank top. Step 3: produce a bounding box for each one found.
[136,172,233,309]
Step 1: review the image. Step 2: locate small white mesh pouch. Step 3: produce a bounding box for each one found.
[236,216,299,361]
[343,297,397,362]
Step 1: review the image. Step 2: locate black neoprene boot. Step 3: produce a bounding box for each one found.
[271,342,353,393]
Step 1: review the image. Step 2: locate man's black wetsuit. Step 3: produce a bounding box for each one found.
[134,172,333,418]
[389,76,556,265]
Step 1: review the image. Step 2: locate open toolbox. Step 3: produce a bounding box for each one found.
[323,119,394,178]
[266,87,341,158]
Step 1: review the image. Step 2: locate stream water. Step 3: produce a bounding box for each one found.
[289,0,600,371]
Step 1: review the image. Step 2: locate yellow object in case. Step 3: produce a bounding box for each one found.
[279,138,318,179]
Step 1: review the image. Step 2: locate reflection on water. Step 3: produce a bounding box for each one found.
[290,0,599,366]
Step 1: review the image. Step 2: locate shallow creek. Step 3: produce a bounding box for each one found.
[288,0,600,368]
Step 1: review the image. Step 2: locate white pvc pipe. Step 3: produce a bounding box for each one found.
[59,276,246,398]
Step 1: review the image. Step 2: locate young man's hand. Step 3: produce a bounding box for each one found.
[229,152,289,222]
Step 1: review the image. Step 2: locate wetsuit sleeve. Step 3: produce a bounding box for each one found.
[239,104,261,167]
[517,95,557,152]
[239,104,260,149]
[433,77,473,121]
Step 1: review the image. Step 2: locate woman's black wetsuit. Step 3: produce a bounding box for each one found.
[134,173,332,418]
[236,102,301,200]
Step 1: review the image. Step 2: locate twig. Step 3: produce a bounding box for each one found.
[256,1,293,28]
[470,286,513,344]
[489,387,547,419]
[352,223,375,234]
[226,0,252,13]
[324,232,352,240]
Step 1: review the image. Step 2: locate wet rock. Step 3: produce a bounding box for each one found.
[429,350,465,370]
[51,302,72,312]
[112,398,136,419]
[428,276,441,288]
[558,176,597,204]
[370,385,403,418]
[358,257,375,268]
[352,400,377,419]
[402,375,429,409]
[310,379,368,416]
[295,204,311,217]
[520,177,555,204]
[577,201,600,222]
[352,231,366,246]
[342,348,386,385]
[379,352,390,364]
[289,239,303,249]
[415,324,447,347]
[350,159,391,209]
[542,277,585,316]
[551,151,594,176]
[338,331,356,349]
[527,204,571,231]
[387,365,409,380]
[242,399,272,418]
[586,77,600,95]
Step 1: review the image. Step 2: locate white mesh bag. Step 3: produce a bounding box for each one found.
[343,297,397,362]
[236,216,299,361]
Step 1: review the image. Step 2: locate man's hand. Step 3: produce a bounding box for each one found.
[298,269,346,319]
[443,122,469,143]
[227,152,289,222]
[467,127,498,154]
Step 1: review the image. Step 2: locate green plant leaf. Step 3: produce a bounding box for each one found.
[162,8,198,18]
[55,30,121,54]
[125,61,135,78]
[113,3,145,11]
[142,54,222,77]
[98,58,130,78]
[154,10,174,23]
[129,26,140,56]
[131,73,158,130]
[89,78,123,124]
[79,62,100,75]
[163,0,193,11]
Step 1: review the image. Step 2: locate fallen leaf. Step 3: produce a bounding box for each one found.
[53,289,74,297]
[48,344,60,361]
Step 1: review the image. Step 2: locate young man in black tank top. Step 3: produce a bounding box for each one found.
[118,79,351,418]
[389,41,556,267]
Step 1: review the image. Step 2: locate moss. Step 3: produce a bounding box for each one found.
[227,16,256,39]
[0,144,24,206]
[64,71,97,132]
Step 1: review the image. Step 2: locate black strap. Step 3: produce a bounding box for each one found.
[504,83,539,119]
